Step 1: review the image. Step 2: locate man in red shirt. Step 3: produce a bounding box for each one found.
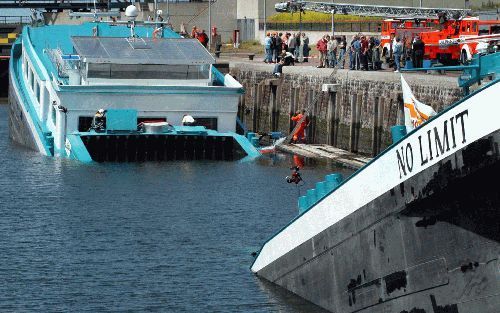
[316,35,328,68]
[197,29,209,48]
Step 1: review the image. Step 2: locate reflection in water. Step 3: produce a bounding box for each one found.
[0,104,355,312]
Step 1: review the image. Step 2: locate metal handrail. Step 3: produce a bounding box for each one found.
[0,16,31,25]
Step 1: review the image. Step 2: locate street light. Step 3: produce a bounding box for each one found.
[208,0,212,48]
[264,0,267,38]
[331,9,335,38]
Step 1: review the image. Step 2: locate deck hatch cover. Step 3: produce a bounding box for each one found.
[71,36,215,65]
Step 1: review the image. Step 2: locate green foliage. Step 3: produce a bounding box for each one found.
[268,12,382,23]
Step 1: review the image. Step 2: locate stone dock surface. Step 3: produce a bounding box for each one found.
[224,56,462,159]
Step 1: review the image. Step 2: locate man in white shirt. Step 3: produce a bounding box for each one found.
[182,114,195,126]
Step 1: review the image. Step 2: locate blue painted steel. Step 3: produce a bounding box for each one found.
[298,196,309,214]
[391,125,407,143]
[106,109,138,131]
[211,66,226,85]
[232,134,261,161]
[326,173,343,191]
[10,41,52,155]
[402,52,499,94]
[236,116,248,135]
[67,134,93,163]
[247,132,256,141]
[269,132,283,139]
[315,181,327,198]
[61,55,80,60]
[306,189,317,207]
[174,126,208,135]
[423,59,432,68]
[251,137,260,147]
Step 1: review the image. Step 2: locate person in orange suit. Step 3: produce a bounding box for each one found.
[291,109,309,143]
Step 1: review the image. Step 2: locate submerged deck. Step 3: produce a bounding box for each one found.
[278,144,371,169]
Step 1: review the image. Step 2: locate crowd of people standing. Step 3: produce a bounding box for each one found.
[264,32,311,64]
[265,31,427,72]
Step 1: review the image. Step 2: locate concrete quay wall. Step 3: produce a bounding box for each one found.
[229,62,462,156]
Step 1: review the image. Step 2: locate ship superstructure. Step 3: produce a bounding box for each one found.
[9,22,259,162]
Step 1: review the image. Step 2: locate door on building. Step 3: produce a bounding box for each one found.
[237,19,255,42]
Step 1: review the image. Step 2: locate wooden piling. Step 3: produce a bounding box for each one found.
[265,79,280,132]
[323,84,340,147]
[252,84,259,132]
[289,86,296,133]
[371,96,379,156]
[396,92,404,125]
[376,97,384,152]
[240,91,246,122]
[354,93,363,153]
[307,89,316,144]
[349,93,357,153]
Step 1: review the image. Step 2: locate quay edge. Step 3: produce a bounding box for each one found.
[229,60,463,157]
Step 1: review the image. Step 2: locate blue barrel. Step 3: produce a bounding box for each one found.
[247,132,256,141]
[315,181,327,199]
[326,173,344,191]
[306,189,317,207]
[251,137,260,148]
[269,132,283,139]
[391,125,407,143]
[298,196,309,214]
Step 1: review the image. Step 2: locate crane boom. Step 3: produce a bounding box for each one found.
[275,1,472,19]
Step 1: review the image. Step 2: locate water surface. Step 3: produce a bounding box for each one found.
[0,103,353,312]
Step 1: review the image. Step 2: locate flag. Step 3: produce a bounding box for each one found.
[401,75,437,131]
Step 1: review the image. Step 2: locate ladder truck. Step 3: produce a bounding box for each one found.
[275,1,500,64]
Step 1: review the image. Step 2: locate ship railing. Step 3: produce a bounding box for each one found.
[46,47,81,82]
[0,16,31,25]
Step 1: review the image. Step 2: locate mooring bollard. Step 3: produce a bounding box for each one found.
[391,125,407,143]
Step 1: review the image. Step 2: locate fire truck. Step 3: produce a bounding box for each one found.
[380,18,440,60]
[420,17,500,65]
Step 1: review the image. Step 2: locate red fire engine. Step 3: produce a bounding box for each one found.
[380,18,440,59]
[420,17,500,64]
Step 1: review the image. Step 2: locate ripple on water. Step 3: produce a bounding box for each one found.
[0,104,347,312]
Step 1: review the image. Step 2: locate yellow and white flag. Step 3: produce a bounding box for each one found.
[401,75,436,131]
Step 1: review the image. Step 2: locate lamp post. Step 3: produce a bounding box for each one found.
[331,9,335,38]
[208,0,212,48]
[263,0,267,38]
[299,9,302,35]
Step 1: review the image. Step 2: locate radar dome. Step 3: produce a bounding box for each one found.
[125,5,138,19]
